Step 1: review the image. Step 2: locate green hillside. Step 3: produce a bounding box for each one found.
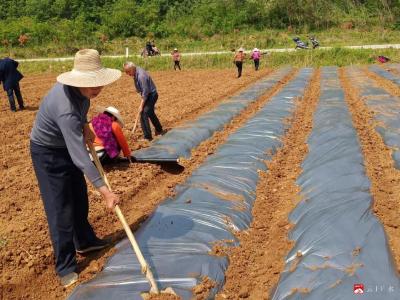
[0,0,399,57]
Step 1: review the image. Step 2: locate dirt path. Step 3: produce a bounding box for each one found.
[340,67,400,274]
[0,68,296,300]
[215,69,320,300]
[16,43,400,63]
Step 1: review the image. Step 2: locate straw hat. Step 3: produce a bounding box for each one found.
[103,106,125,127]
[174,48,178,51]
[238,47,244,52]
[57,49,121,87]
[253,48,259,52]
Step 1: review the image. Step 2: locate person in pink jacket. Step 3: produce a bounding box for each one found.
[250,48,261,71]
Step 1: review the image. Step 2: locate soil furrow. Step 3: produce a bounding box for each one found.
[215,69,321,300]
[339,67,400,274]
[0,68,296,300]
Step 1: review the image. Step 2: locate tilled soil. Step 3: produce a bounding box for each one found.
[0,67,289,300]
[215,70,321,300]
[2,65,400,300]
[340,68,400,274]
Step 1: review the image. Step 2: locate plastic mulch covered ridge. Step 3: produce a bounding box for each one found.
[379,63,400,77]
[347,67,400,169]
[67,68,313,300]
[132,67,292,162]
[271,67,400,300]
[369,64,400,86]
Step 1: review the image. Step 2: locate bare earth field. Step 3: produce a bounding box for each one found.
[0,67,272,299]
[1,65,400,300]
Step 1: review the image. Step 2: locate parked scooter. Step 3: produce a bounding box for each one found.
[309,36,320,49]
[140,46,161,58]
[293,37,308,50]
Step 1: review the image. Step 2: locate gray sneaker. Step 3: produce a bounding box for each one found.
[60,272,78,287]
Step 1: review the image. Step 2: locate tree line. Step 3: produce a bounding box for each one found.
[0,0,399,50]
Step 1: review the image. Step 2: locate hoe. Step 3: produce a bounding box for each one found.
[88,142,176,298]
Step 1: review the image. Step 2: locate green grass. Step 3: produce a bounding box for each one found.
[18,47,400,75]
[3,27,400,59]
[149,27,400,52]
[268,48,400,68]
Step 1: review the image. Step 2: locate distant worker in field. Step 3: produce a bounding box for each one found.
[250,48,261,71]
[146,40,153,56]
[89,106,132,164]
[30,49,121,287]
[0,57,25,111]
[233,48,246,78]
[123,62,165,142]
[171,48,181,70]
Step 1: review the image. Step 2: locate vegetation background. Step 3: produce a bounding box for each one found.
[1,0,400,58]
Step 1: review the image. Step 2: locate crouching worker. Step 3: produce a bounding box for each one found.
[30,49,121,287]
[89,106,131,164]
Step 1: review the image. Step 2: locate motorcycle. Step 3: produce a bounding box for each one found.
[293,37,308,50]
[309,36,320,49]
[141,47,161,58]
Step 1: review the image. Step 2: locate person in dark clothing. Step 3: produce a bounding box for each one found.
[0,57,25,111]
[146,41,153,56]
[123,62,164,142]
[30,49,121,287]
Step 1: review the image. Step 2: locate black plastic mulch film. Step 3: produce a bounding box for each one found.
[68,68,313,299]
[271,67,400,300]
[367,65,400,168]
[132,67,292,162]
[370,64,400,86]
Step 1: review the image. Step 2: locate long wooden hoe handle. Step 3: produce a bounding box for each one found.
[88,142,160,294]
[131,109,141,135]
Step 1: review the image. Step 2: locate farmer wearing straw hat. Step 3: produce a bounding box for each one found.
[89,106,132,164]
[250,48,261,71]
[233,47,246,78]
[171,48,181,70]
[30,49,121,287]
[123,62,164,142]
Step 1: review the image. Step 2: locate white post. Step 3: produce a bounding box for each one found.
[125,47,129,58]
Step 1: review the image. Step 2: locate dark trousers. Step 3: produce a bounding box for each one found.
[141,92,163,140]
[254,59,260,71]
[6,82,24,111]
[174,61,181,70]
[95,149,127,165]
[30,142,97,277]
[235,61,243,77]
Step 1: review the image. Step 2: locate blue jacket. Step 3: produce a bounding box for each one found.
[0,58,23,91]
[133,67,157,100]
